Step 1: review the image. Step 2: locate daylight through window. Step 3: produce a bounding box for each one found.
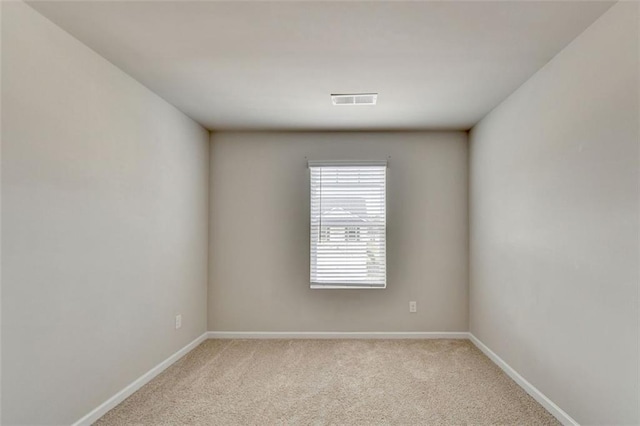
[309,161,387,289]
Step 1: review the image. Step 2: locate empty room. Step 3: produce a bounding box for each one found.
[2,0,638,425]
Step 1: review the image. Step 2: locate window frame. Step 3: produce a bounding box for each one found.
[308,160,388,290]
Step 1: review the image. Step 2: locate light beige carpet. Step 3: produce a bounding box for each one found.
[96,339,559,425]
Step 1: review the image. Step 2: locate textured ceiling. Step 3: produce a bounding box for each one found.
[29,1,614,131]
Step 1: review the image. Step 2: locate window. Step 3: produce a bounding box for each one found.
[309,161,387,289]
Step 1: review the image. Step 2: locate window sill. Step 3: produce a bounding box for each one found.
[310,284,386,290]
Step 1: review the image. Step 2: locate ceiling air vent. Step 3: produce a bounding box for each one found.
[331,93,378,106]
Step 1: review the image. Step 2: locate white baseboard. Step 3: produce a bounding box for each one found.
[72,332,208,426]
[468,333,578,426]
[207,331,470,339]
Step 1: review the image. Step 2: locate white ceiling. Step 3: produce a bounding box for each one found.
[28,1,614,131]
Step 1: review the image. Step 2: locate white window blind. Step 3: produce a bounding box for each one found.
[309,161,387,289]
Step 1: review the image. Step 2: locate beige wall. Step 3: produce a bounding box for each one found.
[469,2,639,424]
[208,131,468,332]
[1,2,209,424]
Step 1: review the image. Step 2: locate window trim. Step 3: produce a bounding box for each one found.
[308,159,388,290]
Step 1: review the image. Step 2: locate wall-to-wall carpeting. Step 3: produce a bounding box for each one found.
[96,339,558,425]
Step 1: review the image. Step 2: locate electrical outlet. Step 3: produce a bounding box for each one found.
[175,314,182,329]
[409,301,417,313]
